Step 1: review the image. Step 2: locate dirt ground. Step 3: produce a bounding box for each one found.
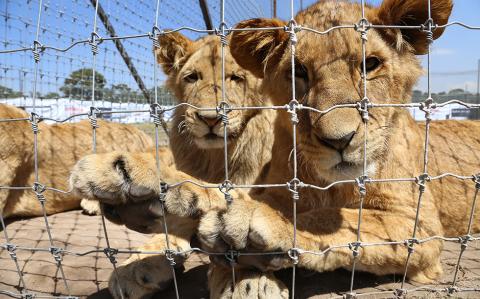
[1,210,480,298]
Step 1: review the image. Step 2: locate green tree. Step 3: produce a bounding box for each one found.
[0,85,23,98]
[44,92,60,99]
[448,88,464,95]
[60,68,106,100]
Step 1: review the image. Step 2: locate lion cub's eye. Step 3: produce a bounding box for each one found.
[184,72,199,83]
[361,57,381,73]
[229,74,244,82]
[287,63,309,82]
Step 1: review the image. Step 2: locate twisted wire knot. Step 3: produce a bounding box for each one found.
[473,174,480,189]
[89,107,100,129]
[348,242,362,258]
[405,238,419,253]
[287,100,300,124]
[355,18,370,41]
[89,32,102,55]
[415,173,430,193]
[420,98,434,121]
[343,292,357,299]
[217,101,231,125]
[165,249,177,266]
[150,26,162,48]
[32,40,43,62]
[33,182,46,203]
[6,243,17,259]
[215,22,229,46]
[49,247,63,263]
[220,180,233,203]
[356,98,370,122]
[287,178,301,201]
[104,248,118,264]
[459,234,472,250]
[393,288,407,298]
[355,175,368,197]
[420,18,435,44]
[284,20,299,46]
[225,249,238,264]
[150,103,165,126]
[446,286,459,295]
[159,182,168,202]
[29,112,41,133]
[287,248,301,264]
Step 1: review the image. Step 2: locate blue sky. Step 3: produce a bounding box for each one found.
[1,0,478,99]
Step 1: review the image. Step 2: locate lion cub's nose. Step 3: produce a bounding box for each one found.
[196,111,221,128]
[316,131,355,151]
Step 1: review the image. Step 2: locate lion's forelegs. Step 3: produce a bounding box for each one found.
[0,158,22,218]
[208,200,444,284]
[207,263,288,299]
[292,208,443,283]
[109,231,193,299]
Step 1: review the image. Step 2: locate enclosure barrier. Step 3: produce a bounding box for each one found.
[1,0,480,298]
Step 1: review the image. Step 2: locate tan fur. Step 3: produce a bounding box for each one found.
[0,103,152,218]
[206,0,463,284]
[71,33,276,298]
[70,0,478,297]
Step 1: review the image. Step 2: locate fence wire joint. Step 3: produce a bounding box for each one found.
[165,249,177,266]
[404,238,419,253]
[88,107,100,128]
[354,18,370,41]
[5,243,17,259]
[220,180,233,203]
[225,249,239,265]
[343,291,357,299]
[32,40,44,62]
[33,182,46,203]
[104,248,119,265]
[29,112,42,133]
[287,247,302,264]
[49,247,63,262]
[393,288,407,298]
[348,242,362,258]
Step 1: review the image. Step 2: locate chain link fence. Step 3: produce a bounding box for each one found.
[1,0,480,298]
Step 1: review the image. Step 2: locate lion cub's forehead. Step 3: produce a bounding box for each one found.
[294,2,382,64]
[183,36,237,73]
[297,1,369,31]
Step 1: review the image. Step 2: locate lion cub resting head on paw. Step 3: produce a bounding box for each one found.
[70,33,277,299]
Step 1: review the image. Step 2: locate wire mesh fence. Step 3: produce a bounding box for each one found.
[1,0,480,298]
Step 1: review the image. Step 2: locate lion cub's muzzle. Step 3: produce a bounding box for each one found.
[313,130,355,152]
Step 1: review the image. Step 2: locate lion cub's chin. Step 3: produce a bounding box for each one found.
[194,136,227,149]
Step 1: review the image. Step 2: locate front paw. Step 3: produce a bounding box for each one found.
[80,198,101,215]
[198,201,292,271]
[71,152,204,222]
[70,152,159,205]
[208,264,289,299]
[109,255,185,299]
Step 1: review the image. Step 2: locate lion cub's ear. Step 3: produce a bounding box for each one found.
[230,18,289,78]
[374,0,453,55]
[155,32,194,75]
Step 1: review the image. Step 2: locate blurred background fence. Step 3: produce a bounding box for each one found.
[2,0,478,123]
